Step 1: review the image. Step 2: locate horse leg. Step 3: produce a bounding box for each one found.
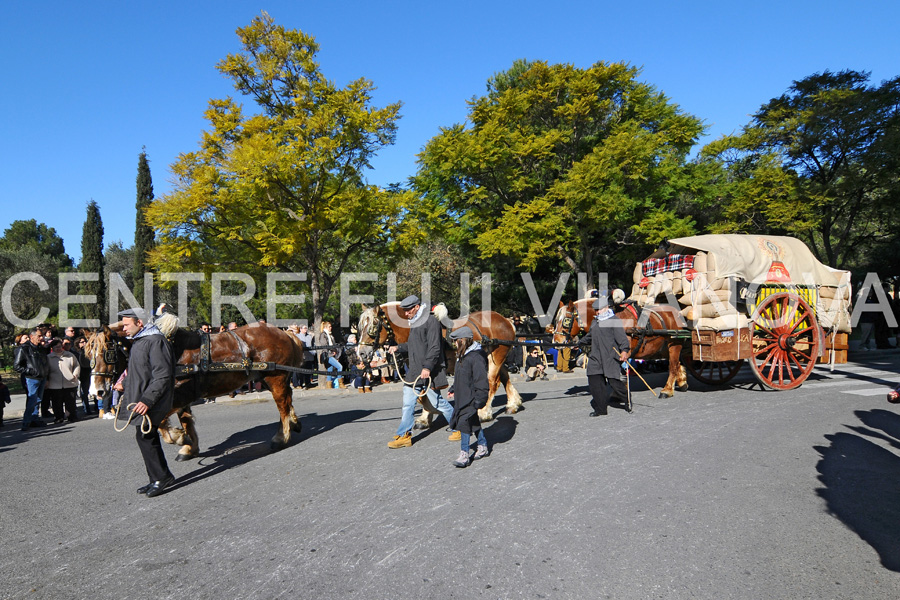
[478,356,502,422]
[414,402,436,429]
[497,362,523,415]
[659,343,681,398]
[174,407,199,462]
[267,374,295,451]
[675,362,689,393]
[158,410,182,445]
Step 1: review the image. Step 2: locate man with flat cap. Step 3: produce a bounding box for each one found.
[387,294,456,448]
[578,296,630,417]
[118,307,176,497]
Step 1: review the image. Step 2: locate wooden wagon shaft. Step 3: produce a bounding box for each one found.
[624,328,692,340]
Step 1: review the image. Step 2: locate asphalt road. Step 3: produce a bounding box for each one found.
[3,352,900,600]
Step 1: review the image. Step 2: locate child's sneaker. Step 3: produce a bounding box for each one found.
[452,450,470,468]
[472,445,489,460]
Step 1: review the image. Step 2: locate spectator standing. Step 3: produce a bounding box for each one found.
[72,337,93,415]
[46,338,81,423]
[0,380,11,428]
[317,321,345,388]
[296,324,316,389]
[13,328,50,430]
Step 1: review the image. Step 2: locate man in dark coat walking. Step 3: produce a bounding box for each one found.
[578,297,630,417]
[387,294,456,448]
[119,308,176,498]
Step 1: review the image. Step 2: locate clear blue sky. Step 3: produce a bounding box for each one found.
[2,0,897,264]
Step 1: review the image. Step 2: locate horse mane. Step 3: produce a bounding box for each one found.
[432,303,448,322]
[156,313,179,338]
[84,328,108,357]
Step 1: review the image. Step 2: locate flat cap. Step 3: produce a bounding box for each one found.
[117,307,149,321]
[399,295,421,310]
[449,326,473,340]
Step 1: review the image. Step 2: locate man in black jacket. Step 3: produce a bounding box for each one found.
[13,328,50,430]
[578,297,630,417]
[119,308,176,498]
[387,295,455,448]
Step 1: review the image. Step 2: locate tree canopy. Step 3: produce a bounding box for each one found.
[0,219,73,268]
[145,12,418,326]
[702,69,900,269]
[415,59,705,283]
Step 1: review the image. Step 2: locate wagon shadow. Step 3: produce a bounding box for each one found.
[814,409,900,572]
[168,409,375,490]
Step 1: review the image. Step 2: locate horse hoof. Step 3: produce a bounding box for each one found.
[175,453,195,462]
[659,391,673,399]
[291,421,302,433]
[412,423,428,430]
[270,440,287,452]
[676,384,689,392]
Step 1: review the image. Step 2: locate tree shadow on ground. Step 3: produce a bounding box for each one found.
[167,409,375,491]
[815,408,900,571]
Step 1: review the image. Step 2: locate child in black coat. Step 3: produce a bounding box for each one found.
[448,326,489,468]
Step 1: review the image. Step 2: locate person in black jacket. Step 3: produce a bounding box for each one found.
[387,294,456,448]
[578,297,630,417]
[13,328,50,430]
[119,308,176,498]
[447,326,489,467]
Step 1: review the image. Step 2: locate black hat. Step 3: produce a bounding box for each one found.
[399,295,421,310]
[449,326,473,340]
[117,307,148,321]
[592,297,609,310]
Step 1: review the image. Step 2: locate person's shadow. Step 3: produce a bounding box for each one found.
[815,408,900,571]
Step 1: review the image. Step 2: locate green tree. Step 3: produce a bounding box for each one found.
[0,219,73,267]
[133,148,155,302]
[702,69,900,269]
[146,12,416,328]
[78,200,105,322]
[415,60,704,283]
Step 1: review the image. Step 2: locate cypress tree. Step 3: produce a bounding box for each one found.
[133,148,155,301]
[79,200,106,322]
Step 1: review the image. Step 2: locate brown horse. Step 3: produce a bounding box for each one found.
[84,315,306,459]
[552,298,689,398]
[357,302,523,422]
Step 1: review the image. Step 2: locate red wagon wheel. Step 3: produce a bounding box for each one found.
[750,292,820,390]
[685,359,745,386]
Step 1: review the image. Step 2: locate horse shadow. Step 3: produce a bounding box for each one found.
[168,409,376,491]
[814,408,900,571]
[484,415,518,447]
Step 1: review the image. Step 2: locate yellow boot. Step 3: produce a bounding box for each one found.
[98,409,105,419]
[388,432,412,448]
[448,430,461,442]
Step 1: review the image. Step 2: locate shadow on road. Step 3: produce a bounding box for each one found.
[168,409,376,491]
[815,408,900,571]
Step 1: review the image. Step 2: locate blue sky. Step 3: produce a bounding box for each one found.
[2,0,897,264]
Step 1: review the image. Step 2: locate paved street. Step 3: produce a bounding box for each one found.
[3,351,900,599]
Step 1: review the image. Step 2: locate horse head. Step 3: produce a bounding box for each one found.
[84,325,128,401]
[357,305,383,346]
[552,301,578,344]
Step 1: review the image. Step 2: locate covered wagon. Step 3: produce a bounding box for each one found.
[627,234,852,390]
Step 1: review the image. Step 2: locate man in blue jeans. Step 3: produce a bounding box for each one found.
[387,295,456,448]
[13,328,50,430]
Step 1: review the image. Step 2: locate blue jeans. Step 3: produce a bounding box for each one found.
[395,385,454,437]
[324,356,342,384]
[23,378,45,426]
[461,429,487,452]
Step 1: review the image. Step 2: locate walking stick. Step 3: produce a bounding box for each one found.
[614,347,657,398]
[625,359,633,413]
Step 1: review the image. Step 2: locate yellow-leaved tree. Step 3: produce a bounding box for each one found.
[146,13,418,327]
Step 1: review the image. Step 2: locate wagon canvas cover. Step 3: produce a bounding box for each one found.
[661,234,849,287]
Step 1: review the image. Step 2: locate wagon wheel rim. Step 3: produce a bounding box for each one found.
[685,359,745,386]
[750,292,820,390]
